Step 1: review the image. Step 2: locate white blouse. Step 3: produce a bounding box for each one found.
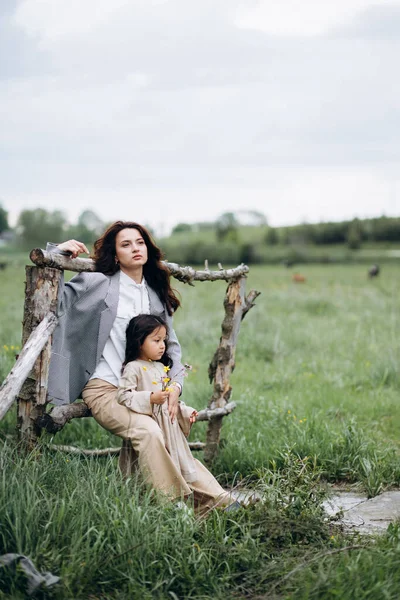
[90,270,150,387]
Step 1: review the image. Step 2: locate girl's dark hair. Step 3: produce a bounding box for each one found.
[92,220,180,316]
[124,314,173,369]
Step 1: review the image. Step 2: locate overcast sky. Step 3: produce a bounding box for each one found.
[1,0,399,235]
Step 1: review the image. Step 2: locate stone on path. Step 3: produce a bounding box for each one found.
[228,487,400,535]
[323,491,400,534]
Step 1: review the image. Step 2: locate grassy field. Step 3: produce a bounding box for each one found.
[1,259,400,598]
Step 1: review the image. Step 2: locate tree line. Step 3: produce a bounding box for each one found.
[173,215,400,249]
[0,207,106,250]
[0,206,399,264]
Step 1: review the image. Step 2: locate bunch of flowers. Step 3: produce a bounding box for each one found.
[149,363,193,416]
[149,363,193,392]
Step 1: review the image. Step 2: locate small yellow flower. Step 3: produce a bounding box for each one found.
[287,410,291,414]
[142,366,147,371]
[165,387,171,392]
[152,381,157,385]
[3,345,8,351]
[163,377,170,383]
[299,419,303,424]
[163,366,170,372]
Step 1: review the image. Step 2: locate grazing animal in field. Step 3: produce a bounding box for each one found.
[282,258,294,268]
[292,273,306,283]
[368,264,380,278]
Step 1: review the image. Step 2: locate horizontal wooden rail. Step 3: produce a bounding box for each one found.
[48,441,205,455]
[29,249,249,284]
[37,400,237,433]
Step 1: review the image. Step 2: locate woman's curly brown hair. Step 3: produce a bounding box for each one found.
[92,221,180,315]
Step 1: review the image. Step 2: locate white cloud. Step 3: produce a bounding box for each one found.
[14,0,129,39]
[237,0,400,36]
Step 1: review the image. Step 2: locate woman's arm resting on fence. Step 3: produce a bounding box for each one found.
[45,242,98,316]
[47,240,89,258]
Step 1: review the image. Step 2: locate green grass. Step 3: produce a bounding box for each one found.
[1,261,400,597]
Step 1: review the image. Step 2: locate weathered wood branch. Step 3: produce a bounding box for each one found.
[17,267,62,448]
[49,444,121,456]
[195,401,237,422]
[36,401,236,433]
[208,290,261,383]
[0,313,58,421]
[205,278,260,462]
[30,249,96,273]
[243,289,262,320]
[29,249,249,283]
[36,402,91,433]
[187,441,206,451]
[48,441,205,456]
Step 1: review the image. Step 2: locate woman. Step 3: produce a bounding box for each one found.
[47,221,232,511]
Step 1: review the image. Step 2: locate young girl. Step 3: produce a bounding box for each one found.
[117,314,232,511]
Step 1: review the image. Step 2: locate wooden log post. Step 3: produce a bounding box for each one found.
[205,278,260,463]
[0,313,58,421]
[17,266,61,449]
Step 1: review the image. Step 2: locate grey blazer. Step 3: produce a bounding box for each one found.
[46,246,184,405]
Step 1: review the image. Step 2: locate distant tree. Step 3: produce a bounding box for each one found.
[281,228,290,245]
[347,218,362,250]
[240,242,260,264]
[65,210,105,246]
[195,221,216,231]
[0,204,9,234]
[172,223,193,234]
[265,227,278,245]
[216,212,239,242]
[78,210,104,235]
[313,221,347,245]
[236,209,267,226]
[246,210,267,226]
[17,208,67,249]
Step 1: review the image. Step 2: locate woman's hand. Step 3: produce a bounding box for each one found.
[189,410,198,424]
[150,391,169,405]
[57,240,89,258]
[167,386,180,423]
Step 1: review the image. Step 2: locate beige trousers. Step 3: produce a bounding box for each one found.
[82,379,231,511]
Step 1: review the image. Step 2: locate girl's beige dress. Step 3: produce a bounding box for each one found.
[117,359,199,484]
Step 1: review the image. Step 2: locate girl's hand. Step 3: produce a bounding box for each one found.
[150,390,169,405]
[189,410,198,424]
[57,240,89,258]
[167,386,180,423]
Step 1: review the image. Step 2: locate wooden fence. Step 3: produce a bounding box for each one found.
[0,249,259,467]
